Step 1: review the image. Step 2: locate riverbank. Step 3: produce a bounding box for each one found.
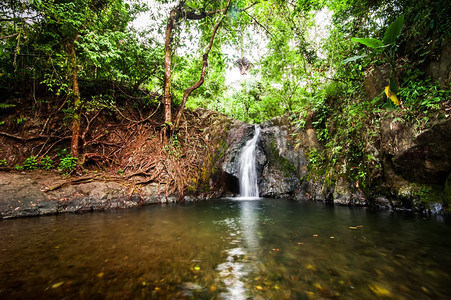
[0,170,200,219]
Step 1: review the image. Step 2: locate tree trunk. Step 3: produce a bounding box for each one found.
[173,0,231,130]
[66,34,81,157]
[163,8,178,136]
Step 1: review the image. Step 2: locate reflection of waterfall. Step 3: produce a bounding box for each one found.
[239,126,260,198]
[216,201,260,299]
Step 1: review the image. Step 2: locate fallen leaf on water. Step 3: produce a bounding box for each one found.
[369,283,392,296]
[51,282,64,289]
[348,226,358,230]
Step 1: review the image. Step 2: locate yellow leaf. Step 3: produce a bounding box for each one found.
[369,283,392,296]
[256,285,263,290]
[385,86,399,105]
[51,282,64,289]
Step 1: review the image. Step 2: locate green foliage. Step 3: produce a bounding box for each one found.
[0,159,7,167]
[351,38,384,50]
[382,15,405,45]
[58,154,78,174]
[164,134,182,158]
[39,155,54,171]
[0,103,15,109]
[23,156,38,170]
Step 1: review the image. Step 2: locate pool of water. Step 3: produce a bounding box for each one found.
[1,198,450,299]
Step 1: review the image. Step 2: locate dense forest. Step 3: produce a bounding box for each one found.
[1,0,450,200]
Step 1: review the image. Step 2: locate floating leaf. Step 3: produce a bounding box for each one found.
[369,283,392,296]
[51,282,64,289]
[348,226,358,230]
[385,86,400,105]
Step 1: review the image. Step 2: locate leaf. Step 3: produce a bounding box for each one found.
[51,282,64,289]
[385,86,400,105]
[341,54,367,64]
[351,38,384,49]
[389,77,398,92]
[383,15,404,45]
[369,283,392,296]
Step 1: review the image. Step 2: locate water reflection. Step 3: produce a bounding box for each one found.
[1,199,451,299]
[216,200,260,299]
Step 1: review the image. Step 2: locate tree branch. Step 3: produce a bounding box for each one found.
[242,10,273,37]
[0,33,18,40]
[173,0,232,130]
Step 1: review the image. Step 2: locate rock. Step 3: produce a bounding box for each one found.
[392,119,451,184]
[219,115,319,198]
[333,178,367,206]
[363,64,390,100]
[372,196,391,209]
[426,41,451,88]
[258,121,301,197]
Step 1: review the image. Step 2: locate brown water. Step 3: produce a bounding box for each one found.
[0,199,450,299]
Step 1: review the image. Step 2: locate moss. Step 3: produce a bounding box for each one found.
[445,173,451,201]
[270,139,297,177]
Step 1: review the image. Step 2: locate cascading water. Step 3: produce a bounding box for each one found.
[238,126,260,198]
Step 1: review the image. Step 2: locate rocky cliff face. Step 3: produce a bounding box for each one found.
[220,115,316,199]
[218,113,450,213]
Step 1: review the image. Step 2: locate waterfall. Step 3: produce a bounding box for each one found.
[238,126,260,198]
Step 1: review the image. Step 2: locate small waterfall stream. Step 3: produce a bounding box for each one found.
[238,126,260,198]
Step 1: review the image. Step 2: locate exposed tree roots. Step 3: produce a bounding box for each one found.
[0,103,230,202]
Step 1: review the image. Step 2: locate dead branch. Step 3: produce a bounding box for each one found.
[44,175,99,192]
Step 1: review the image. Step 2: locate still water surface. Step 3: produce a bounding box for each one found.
[1,199,451,299]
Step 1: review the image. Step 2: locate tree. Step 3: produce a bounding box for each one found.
[162,0,232,133]
[29,0,138,157]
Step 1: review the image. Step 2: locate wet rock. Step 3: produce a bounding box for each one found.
[333,179,367,206]
[221,123,255,178]
[372,196,392,209]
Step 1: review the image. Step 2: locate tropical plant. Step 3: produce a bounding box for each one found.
[344,15,405,105]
